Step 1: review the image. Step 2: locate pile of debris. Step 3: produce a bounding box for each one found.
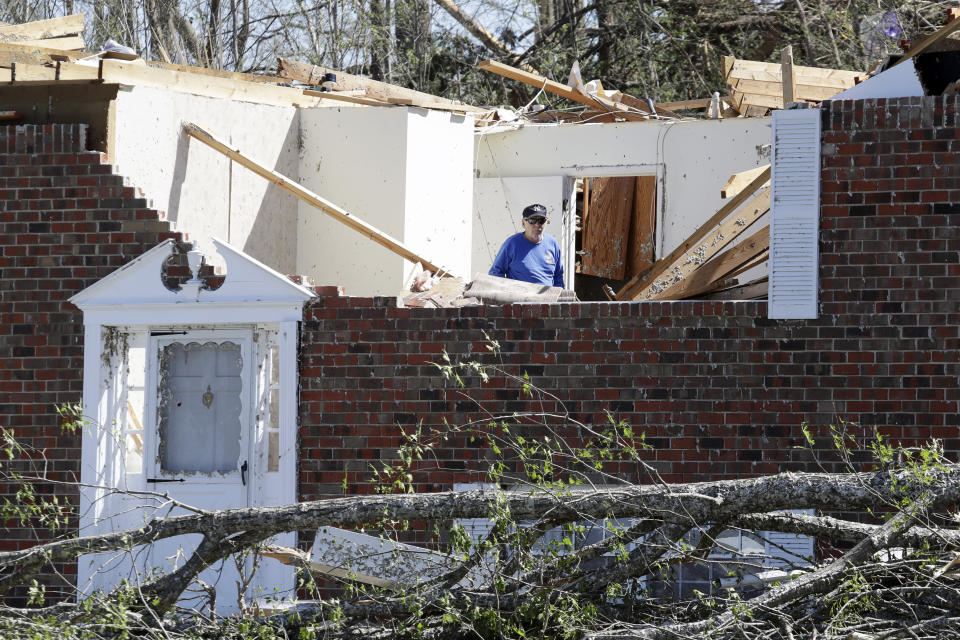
[1,9,957,304]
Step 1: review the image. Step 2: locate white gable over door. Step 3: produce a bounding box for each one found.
[70,239,314,612]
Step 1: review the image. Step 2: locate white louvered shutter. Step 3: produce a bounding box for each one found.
[769,109,821,319]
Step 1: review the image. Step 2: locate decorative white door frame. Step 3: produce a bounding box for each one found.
[70,238,314,611]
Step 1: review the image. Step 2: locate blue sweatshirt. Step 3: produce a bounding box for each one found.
[489,233,564,288]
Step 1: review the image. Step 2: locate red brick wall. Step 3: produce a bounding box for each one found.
[298,97,960,507]
[0,124,180,599]
[2,96,959,592]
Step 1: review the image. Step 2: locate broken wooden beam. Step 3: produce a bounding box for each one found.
[653,225,769,300]
[183,123,456,278]
[639,192,768,300]
[615,165,771,300]
[278,57,485,113]
[478,59,648,121]
[781,45,797,105]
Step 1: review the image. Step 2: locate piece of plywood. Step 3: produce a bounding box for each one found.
[0,14,84,40]
[278,57,484,113]
[581,176,635,279]
[616,165,771,300]
[636,189,769,300]
[183,123,456,278]
[626,176,656,278]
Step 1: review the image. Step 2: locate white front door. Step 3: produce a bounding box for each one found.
[145,329,252,612]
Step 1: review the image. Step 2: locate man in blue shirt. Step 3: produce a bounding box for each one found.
[488,203,565,288]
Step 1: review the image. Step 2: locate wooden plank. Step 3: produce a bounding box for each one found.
[721,165,770,198]
[894,10,960,66]
[0,14,84,40]
[697,277,768,300]
[95,59,324,108]
[278,57,484,113]
[723,249,768,281]
[726,57,860,86]
[737,92,785,110]
[303,88,392,107]
[183,123,456,278]
[580,176,635,279]
[729,77,843,101]
[637,189,769,300]
[145,60,287,85]
[781,45,796,105]
[614,91,682,119]
[615,165,771,300]
[656,225,769,300]
[478,60,648,121]
[15,35,84,51]
[627,175,656,278]
[656,98,711,110]
[6,61,98,81]
[0,41,84,65]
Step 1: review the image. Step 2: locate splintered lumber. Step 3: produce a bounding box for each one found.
[636,189,768,300]
[894,9,960,65]
[627,176,656,277]
[781,46,796,104]
[581,176,635,279]
[652,225,769,300]
[723,55,859,111]
[478,60,647,121]
[0,14,84,41]
[721,165,769,198]
[278,57,484,113]
[724,57,860,88]
[615,165,771,300]
[183,123,456,278]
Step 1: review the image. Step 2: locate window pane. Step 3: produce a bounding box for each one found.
[158,341,242,474]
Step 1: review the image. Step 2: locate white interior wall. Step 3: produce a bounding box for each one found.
[297,106,473,296]
[472,176,564,280]
[112,86,301,274]
[402,109,474,283]
[474,118,772,266]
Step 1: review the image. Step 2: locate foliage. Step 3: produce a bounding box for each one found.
[0,1,958,103]
[3,358,960,639]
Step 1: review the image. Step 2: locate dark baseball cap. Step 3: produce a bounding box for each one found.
[522,203,548,219]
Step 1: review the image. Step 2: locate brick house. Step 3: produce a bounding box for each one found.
[1,84,958,603]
